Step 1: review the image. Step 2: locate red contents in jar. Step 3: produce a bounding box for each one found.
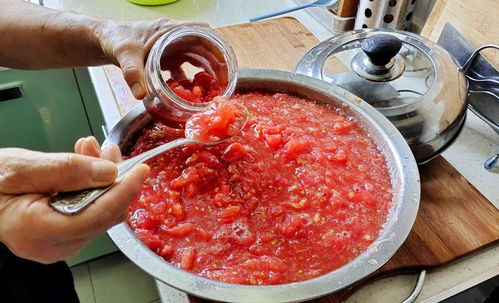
[146,71,223,129]
[127,91,393,285]
[167,71,222,103]
[185,97,248,143]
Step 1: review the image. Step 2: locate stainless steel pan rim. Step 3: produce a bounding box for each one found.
[105,69,420,303]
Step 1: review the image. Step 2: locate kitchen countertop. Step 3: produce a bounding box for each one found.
[42,0,499,302]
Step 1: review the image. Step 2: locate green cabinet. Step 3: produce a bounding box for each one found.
[0,68,94,151]
[0,67,117,265]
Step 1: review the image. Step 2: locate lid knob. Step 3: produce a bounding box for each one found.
[361,34,402,66]
[351,33,406,82]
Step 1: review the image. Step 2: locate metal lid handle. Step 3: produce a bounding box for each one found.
[362,34,402,66]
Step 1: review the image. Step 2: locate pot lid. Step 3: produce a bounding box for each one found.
[296,29,438,109]
[296,29,469,165]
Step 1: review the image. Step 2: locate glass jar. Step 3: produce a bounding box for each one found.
[143,25,238,128]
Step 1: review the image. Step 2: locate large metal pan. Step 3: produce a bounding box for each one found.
[104,69,420,303]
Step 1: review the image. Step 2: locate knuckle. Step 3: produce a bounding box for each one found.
[60,153,77,170]
[153,17,171,29]
[59,154,83,183]
[114,41,133,56]
[0,152,24,189]
[0,163,17,189]
[121,63,140,75]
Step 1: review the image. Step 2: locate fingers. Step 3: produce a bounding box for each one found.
[59,164,149,239]
[0,148,118,194]
[184,52,217,78]
[100,18,211,100]
[75,136,123,163]
[101,144,123,163]
[160,37,229,89]
[117,48,147,99]
[78,137,102,158]
[74,137,85,154]
[170,66,187,82]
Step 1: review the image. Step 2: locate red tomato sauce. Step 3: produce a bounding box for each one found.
[167,71,222,103]
[126,91,393,285]
[185,97,248,143]
[146,72,223,129]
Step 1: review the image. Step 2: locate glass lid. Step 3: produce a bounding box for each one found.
[296,30,436,109]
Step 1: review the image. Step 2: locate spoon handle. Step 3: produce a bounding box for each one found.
[49,138,193,215]
[249,3,312,22]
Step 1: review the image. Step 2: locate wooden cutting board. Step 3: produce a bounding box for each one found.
[421,0,498,68]
[103,17,499,302]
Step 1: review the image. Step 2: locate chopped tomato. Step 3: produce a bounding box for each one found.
[126,91,392,285]
[166,71,222,103]
[184,97,248,143]
[180,249,196,270]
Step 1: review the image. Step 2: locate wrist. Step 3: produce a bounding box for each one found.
[83,15,113,66]
[94,20,121,66]
[45,10,112,66]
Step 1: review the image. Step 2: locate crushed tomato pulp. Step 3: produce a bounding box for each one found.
[167,71,222,103]
[127,91,393,285]
[146,71,223,128]
[185,97,248,143]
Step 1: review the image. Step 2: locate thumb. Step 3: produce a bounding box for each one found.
[59,164,150,239]
[0,148,117,194]
[117,49,147,99]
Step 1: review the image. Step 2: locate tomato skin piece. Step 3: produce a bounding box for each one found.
[166,71,222,103]
[185,151,220,168]
[218,205,242,222]
[170,164,216,189]
[263,133,282,149]
[129,209,155,229]
[280,139,309,160]
[242,256,286,272]
[204,269,249,284]
[221,142,250,162]
[248,241,273,256]
[170,203,185,220]
[185,97,247,143]
[135,229,163,250]
[158,244,174,257]
[277,214,302,237]
[160,223,195,237]
[195,227,211,241]
[180,249,196,270]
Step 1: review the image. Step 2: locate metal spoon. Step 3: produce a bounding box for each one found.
[50,103,249,215]
[249,0,337,22]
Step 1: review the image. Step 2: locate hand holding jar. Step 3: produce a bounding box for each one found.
[142,25,238,128]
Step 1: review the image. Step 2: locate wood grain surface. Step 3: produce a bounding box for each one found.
[337,0,359,17]
[421,0,498,67]
[103,18,499,302]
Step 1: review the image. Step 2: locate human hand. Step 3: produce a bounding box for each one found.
[0,137,149,264]
[159,34,230,90]
[97,18,227,100]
